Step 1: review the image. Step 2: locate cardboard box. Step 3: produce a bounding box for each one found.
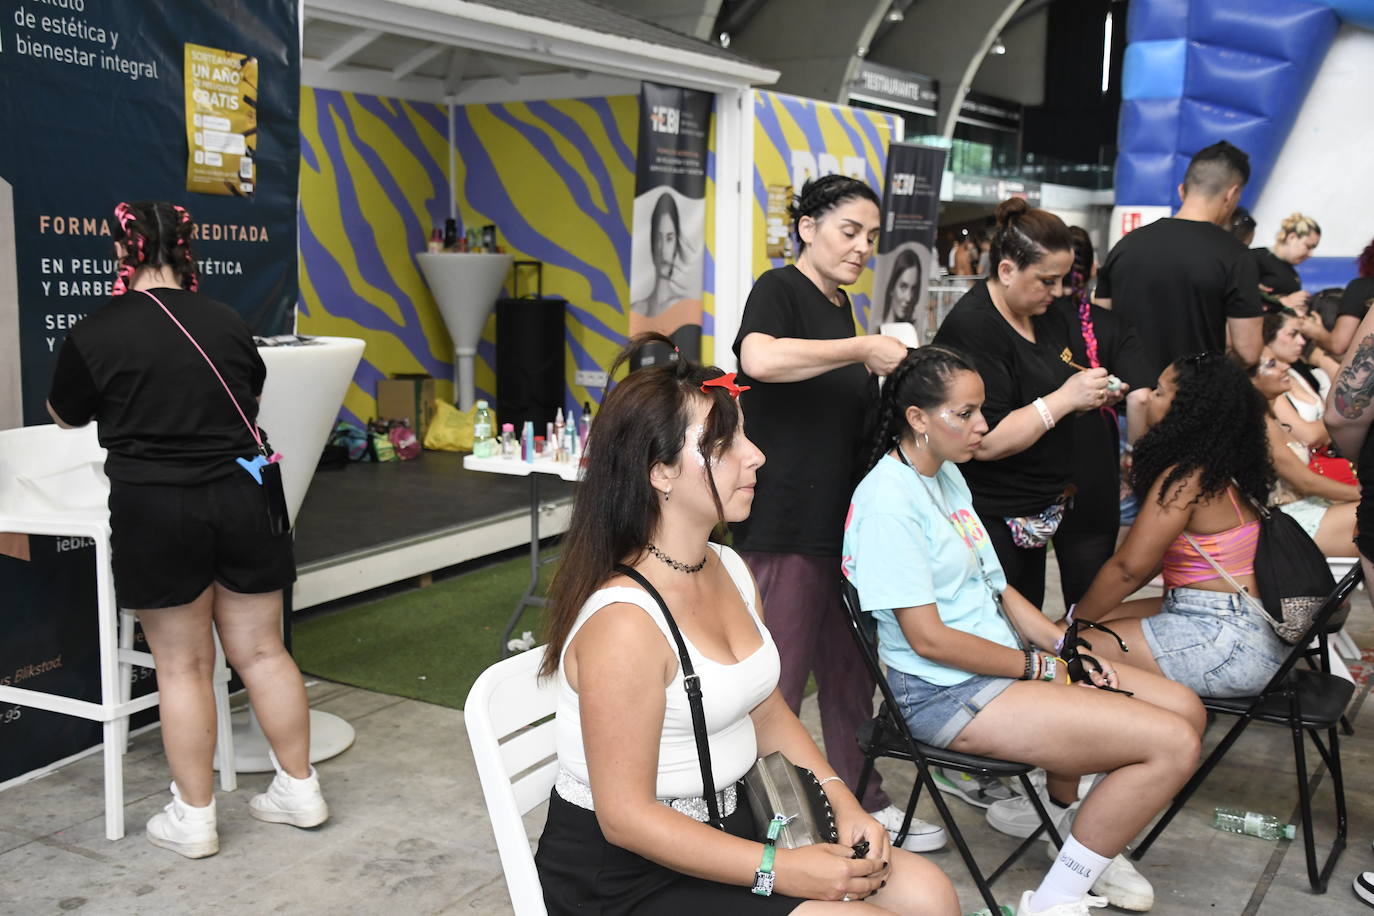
[376,375,438,439]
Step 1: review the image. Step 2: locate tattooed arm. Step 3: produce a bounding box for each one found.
[1324,305,1374,458]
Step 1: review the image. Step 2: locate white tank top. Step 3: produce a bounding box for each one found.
[1284,370,1324,424]
[554,544,780,802]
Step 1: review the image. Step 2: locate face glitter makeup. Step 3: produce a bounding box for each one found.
[684,423,707,469]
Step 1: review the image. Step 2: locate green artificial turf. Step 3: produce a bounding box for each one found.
[292,551,552,710]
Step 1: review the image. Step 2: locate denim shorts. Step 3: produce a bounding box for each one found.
[887,667,1015,748]
[1141,587,1288,697]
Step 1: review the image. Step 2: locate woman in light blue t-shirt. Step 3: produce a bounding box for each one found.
[843,346,1206,916]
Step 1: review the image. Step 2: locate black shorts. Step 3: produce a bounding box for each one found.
[535,789,804,915]
[108,474,296,610]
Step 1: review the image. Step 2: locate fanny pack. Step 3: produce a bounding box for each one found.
[1004,488,1074,549]
[139,289,290,535]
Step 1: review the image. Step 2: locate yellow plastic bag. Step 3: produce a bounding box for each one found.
[423,400,474,451]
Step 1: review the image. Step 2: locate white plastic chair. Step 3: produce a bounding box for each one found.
[465,646,559,916]
[0,423,235,840]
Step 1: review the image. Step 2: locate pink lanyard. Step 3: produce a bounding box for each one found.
[138,288,274,460]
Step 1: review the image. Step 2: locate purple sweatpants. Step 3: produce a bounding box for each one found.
[741,551,890,812]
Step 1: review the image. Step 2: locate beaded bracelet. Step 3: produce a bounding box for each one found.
[1021,648,1035,680]
[1032,397,1056,430]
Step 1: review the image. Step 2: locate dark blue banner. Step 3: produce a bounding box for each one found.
[0,0,299,785]
[0,0,300,426]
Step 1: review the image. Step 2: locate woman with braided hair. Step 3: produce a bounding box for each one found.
[845,345,1203,916]
[46,201,327,859]
[1047,227,1152,607]
[731,174,932,847]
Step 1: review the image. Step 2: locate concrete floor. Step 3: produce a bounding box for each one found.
[2,591,1373,915]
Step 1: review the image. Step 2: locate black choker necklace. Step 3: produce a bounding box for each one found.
[646,543,708,574]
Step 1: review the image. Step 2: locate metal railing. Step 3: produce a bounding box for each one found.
[922,275,981,341]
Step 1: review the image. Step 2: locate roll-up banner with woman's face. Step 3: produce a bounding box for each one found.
[629,83,711,366]
[869,143,947,339]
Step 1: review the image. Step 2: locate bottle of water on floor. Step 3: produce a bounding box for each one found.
[1211,807,1295,840]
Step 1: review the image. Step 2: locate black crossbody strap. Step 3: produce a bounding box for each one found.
[613,563,724,830]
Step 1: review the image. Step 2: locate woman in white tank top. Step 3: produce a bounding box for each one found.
[533,333,958,915]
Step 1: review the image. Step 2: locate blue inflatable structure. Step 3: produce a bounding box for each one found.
[1116,0,1374,289]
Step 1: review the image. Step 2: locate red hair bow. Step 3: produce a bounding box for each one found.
[701,372,750,399]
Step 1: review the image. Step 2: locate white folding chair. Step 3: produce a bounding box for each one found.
[0,424,235,840]
[464,646,559,916]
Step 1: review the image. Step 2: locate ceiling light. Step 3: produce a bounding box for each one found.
[856,45,868,57]
[886,8,905,22]
[718,31,730,48]
[990,35,1007,55]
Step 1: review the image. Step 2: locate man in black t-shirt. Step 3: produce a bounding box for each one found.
[1096,141,1263,379]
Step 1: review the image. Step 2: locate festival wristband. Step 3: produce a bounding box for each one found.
[1040,655,1063,683]
[1033,397,1055,430]
[752,815,785,896]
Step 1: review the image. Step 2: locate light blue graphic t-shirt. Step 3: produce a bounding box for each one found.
[842,453,1018,686]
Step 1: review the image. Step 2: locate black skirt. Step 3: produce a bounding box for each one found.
[535,788,806,915]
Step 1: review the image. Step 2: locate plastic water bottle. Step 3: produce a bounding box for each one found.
[473,400,495,458]
[499,423,517,458]
[1211,807,1295,840]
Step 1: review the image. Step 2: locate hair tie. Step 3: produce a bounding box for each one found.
[701,372,750,399]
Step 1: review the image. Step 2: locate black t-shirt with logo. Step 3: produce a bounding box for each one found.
[732,265,875,557]
[1252,248,1302,296]
[1096,218,1262,377]
[932,281,1077,517]
[47,288,267,486]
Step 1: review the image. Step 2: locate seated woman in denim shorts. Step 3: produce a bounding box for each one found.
[844,346,1205,916]
[1074,352,1292,699]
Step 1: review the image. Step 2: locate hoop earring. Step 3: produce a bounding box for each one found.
[913,432,929,449]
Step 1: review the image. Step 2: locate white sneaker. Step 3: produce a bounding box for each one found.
[987,782,1078,839]
[146,782,218,859]
[249,752,329,828]
[869,803,947,851]
[1354,871,1374,908]
[1016,891,1107,915]
[932,766,1019,809]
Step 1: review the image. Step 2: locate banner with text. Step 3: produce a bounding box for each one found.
[0,0,300,426]
[869,143,947,339]
[0,0,298,786]
[629,82,711,366]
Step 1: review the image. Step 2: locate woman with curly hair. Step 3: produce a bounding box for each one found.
[1071,352,1289,697]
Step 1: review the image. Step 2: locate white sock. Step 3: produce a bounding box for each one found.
[1029,832,1111,911]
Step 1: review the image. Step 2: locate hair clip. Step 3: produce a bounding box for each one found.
[701,372,750,399]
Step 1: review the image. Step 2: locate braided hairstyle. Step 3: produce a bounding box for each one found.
[540,332,746,678]
[790,174,880,255]
[112,201,199,295]
[988,198,1072,273]
[864,344,980,473]
[1130,352,1274,509]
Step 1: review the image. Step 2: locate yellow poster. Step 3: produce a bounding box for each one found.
[184,43,258,196]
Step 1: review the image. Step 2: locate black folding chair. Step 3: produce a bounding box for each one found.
[1131,565,1363,893]
[840,579,1063,916]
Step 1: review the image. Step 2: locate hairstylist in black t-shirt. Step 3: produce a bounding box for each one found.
[46,201,328,860]
[1050,227,1153,608]
[933,199,1114,608]
[1252,211,1321,313]
[733,175,943,846]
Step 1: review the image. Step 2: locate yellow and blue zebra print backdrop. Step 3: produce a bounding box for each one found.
[298,87,896,424]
